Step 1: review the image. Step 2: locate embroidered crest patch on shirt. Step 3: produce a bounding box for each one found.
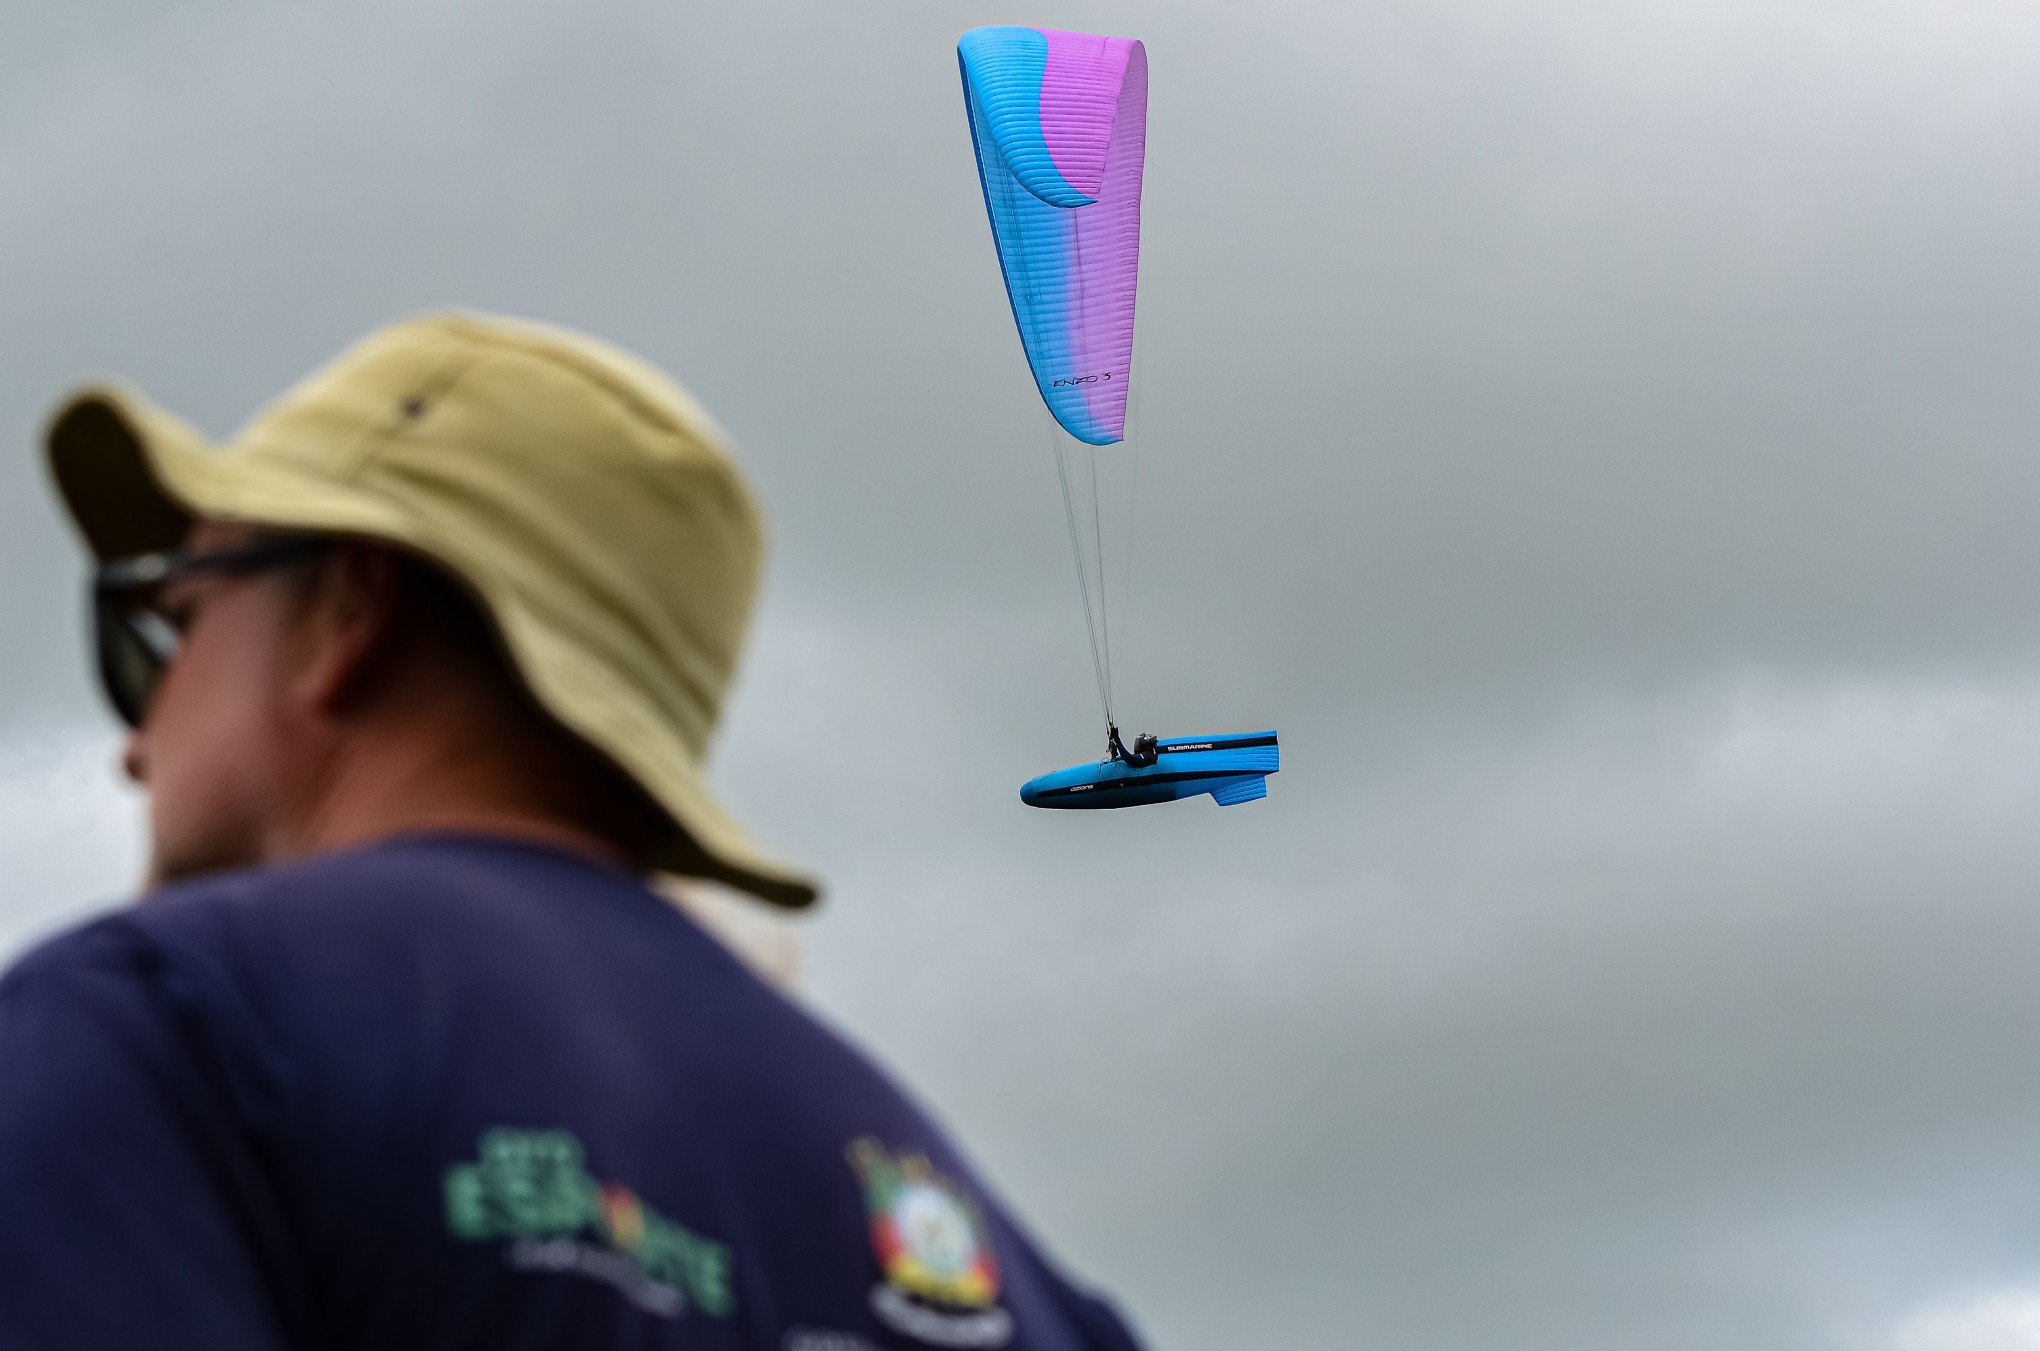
[846,1136,1013,1347]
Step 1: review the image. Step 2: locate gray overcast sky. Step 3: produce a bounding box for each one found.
[7,1,2040,1347]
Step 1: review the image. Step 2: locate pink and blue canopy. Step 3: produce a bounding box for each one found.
[959,26,1148,446]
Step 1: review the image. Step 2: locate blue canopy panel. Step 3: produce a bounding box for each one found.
[959,26,1147,446]
[1020,732,1280,810]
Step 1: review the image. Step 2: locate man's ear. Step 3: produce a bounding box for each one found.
[288,542,406,717]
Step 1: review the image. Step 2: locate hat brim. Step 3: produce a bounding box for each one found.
[46,384,820,910]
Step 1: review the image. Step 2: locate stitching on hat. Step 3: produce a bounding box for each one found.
[414,313,759,533]
[432,313,703,444]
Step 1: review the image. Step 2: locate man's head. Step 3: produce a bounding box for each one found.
[47,311,818,906]
[113,518,316,881]
[117,518,673,886]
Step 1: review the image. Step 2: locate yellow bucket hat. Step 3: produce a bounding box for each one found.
[44,310,818,909]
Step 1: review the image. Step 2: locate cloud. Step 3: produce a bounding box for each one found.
[0,722,142,961]
[1890,1291,2040,1351]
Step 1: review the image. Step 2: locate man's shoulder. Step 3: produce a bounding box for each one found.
[4,836,633,998]
[0,846,373,1005]
[0,912,135,1001]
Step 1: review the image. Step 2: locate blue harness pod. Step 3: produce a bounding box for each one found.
[1020,730,1280,810]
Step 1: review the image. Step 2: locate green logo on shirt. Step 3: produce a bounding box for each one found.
[443,1128,734,1319]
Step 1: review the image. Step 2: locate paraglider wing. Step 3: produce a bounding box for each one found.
[959,26,1147,446]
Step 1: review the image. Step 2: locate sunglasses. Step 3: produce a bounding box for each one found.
[93,534,331,729]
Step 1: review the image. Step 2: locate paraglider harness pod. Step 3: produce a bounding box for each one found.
[1021,730,1281,809]
[1108,725,1160,767]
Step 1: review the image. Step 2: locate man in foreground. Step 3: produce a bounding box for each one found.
[0,312,1141,1350]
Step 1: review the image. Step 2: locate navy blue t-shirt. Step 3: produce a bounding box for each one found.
[0,835,1141,1350]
